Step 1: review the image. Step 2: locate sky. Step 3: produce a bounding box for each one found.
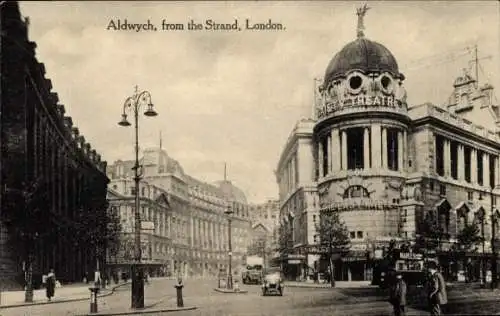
[18,1,499,204]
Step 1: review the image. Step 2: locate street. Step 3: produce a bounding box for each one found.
[2,278,500,316]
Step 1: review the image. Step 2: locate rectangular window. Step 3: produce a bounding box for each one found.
[435,135,444,176]
[350,231,356,239]
[322,137,329,177]
[430,180,434,191]
[450,140,458,179]
[490,155,496,188]
[347,128,365,170]
[357,231,363,239]
[387,128,399,171]
[131,187,136,195]
[313,215,316,222]
[467,191,473,201]
[477,151,484,185]
[439,184,446,196]
[464,146,471,182]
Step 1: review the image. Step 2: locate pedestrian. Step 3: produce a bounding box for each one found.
[426,260,447,315]
[389,271,407,316]
[46,268,56,301]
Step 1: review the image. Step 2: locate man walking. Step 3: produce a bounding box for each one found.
[427,260,447,315]
[389,271,407,316]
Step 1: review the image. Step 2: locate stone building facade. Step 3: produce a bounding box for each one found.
[107,148,252,277]
[247,200,280,265]
[1,2,108,289]
[276,11,500,282]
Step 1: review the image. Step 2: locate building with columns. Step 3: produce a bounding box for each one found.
[107,148,252,278]
[277,9,500,282]
[1,2,109,289]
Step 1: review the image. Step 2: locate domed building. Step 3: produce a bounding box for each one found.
[277,7,500,283]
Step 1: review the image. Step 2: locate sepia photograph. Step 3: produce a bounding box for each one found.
[0,1,499,315]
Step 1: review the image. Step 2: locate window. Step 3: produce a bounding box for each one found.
[357,231,363,239]
[387,128,399,171]
[439,185,446,196]
[347,128,365,170]
[322,136,329,177]
[313,215,316,222]
[450,141,458,179]
[435,135,444,176]
[477,151,484,185]
[131,187,136,195]
[343,185,370,199]
[490,155,496,188]
[112,185,117,190]
[408,159,412,168]
[479,193,483,200]
[467,191,473,201]
[430,180,434,191]
[464,146,471,182]
[313,235,317,244]
[350,231,356,239]
[141,187,146,196]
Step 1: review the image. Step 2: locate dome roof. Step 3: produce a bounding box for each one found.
[324,38,399,84]
[215,180,248,204]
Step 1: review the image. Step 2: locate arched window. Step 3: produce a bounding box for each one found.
[343,185,370,199]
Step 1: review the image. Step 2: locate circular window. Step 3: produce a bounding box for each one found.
[380,75,394,94]
[349,76,363,90]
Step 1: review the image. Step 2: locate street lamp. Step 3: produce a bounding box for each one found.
[491,185,499,289]
[225,204,234,290]
[118,86,158,309]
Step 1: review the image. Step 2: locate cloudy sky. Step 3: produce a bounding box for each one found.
[19,1,499,203]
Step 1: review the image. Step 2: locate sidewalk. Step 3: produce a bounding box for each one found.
[0,281,129,308]
[284,280,373,288]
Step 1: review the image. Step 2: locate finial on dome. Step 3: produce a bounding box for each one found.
[356,3,370,39]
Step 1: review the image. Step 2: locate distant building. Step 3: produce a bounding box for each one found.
[276,8,500,282]
[0,2,108,289]
[107,148,252,277]
[248,200,280,264]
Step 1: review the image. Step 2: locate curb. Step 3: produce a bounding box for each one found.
[81,306,197,316]
[213,288,248,294]
[0,282,131,309]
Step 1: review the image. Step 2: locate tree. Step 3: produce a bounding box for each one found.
[316,211,350,287]
[457,223,483,251]
[414,212,448,253]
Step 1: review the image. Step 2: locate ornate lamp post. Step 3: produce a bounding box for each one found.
[118,86,158,308]
[224,204,234,290]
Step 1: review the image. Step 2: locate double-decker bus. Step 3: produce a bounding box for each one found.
[372,251,426,288]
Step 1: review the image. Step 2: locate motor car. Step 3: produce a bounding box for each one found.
[261,270,284,296]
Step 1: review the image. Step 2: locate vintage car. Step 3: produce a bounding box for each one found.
[261,270,284,296]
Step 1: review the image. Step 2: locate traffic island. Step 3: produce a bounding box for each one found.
[83,306,197,316]
[213,288,248,294]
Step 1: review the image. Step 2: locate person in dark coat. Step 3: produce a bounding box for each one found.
[389,271,407,316]
[46,269,56,301]
[427,260,448,316]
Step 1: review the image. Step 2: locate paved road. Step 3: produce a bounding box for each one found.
[2,279,500,315]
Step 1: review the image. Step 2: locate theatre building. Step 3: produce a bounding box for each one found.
[1,2,109,289]
[277,9,500,282]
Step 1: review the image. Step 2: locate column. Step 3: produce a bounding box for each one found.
[371,124,382,169]
[341,130,348,170]
[484,152,490,188]
[324,135,330,174]
[471,149,478,184]
[331,129,341,172]
[381,127,387,169]
[363,127,370,169]
[190,217,194,247]
[397,131,403,171]
[443,140,450,177]
[318,141,324,177]
[458,145,465,180]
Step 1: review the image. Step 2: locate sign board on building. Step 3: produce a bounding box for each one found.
[141,221,155,231]
[374,249,383,259]
[288,260,301,264]
[399,253,423,260]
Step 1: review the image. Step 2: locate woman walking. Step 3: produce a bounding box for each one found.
[46,269,56,301]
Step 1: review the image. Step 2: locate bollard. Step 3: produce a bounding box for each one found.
[174,277,184,308]
[89,286,100,314]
